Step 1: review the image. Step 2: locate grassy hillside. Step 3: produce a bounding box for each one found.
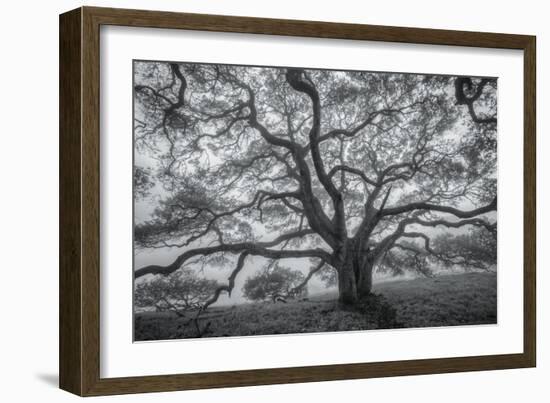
[134,271,496,341]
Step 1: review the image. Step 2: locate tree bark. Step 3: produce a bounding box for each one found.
[337,246,374,304]
[357,261,374,297]
[338,253,358,304]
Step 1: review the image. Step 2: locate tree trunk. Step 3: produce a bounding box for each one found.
[357,261,374,297]
[338,264,358,305]
[338,253,358,304]
[337,248,374,305]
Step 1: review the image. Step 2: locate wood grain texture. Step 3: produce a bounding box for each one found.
[523,38,536,367]
[59,6,537,396]
[81,6,102,396]
[59,8,83,396]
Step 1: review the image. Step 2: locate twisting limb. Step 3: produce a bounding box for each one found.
[288,260,326,297]
[285,69,341,202]
[285,68,347,239]
[327,165,378,187]
[381,196,496,218]
[146,189,305,249]
[182,253,249,338]
[394,231,493,271]
[135,239,332,278]
[226,72,339,247]
[372,213,496,260]
[202,253,249,310]
[454,77,497,124]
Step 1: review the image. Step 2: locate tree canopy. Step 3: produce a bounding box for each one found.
[133,61,497,305]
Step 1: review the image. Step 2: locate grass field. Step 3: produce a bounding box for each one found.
[134,271,496,341]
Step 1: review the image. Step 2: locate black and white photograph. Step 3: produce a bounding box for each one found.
[133,60,498,341]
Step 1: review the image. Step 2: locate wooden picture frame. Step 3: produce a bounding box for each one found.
[59,6,536,396]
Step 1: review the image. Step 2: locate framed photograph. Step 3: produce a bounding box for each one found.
[59,6,536,396]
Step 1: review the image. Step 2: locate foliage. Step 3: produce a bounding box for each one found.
[378,226,496,276]
[133,166,154,199]
[315,264,338,288]
[432,226,497,270]
[134,268,220,313]
[242,263,307,301]
[354,293,401,329]
[378,245,433,277]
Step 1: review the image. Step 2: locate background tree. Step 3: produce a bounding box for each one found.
[242,262,308,302]
[134,268,222,337]
[134,62,497,305]
[134,268,220,314]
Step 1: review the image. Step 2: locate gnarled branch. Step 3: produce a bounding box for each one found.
[135,236,332,278]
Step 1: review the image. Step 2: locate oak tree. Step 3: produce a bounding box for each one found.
[134,62,497,305]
